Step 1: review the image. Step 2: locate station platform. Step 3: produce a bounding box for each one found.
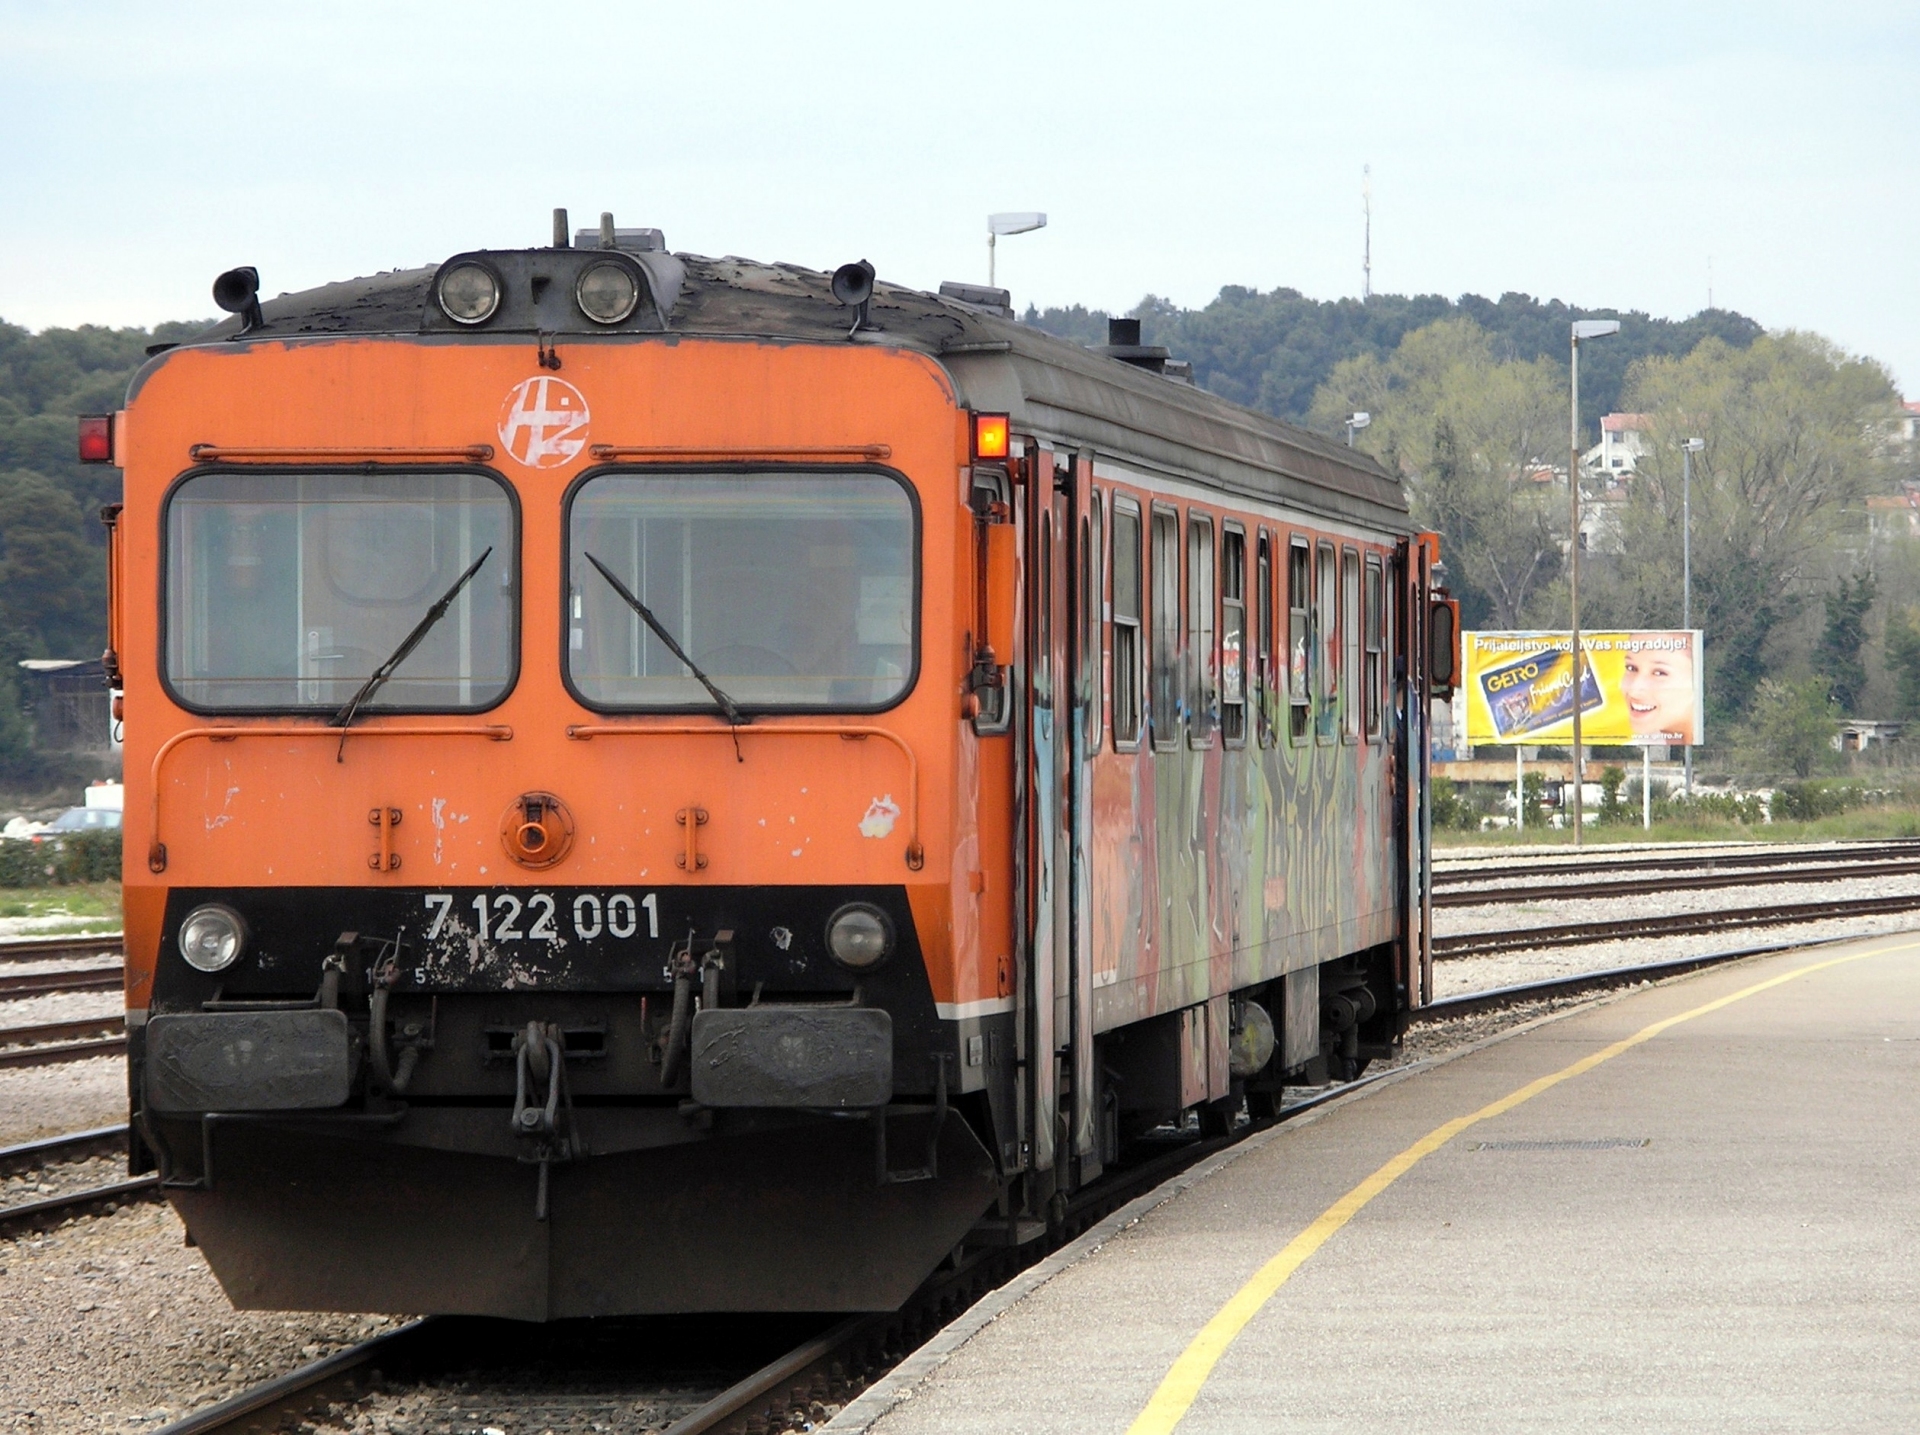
[833,934,1920,1433]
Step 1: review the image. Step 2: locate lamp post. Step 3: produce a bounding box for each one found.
[1345,411,1371,446]
[1681,437,1704,798]
[1569,318,1620,846]
[987,212,1046,287]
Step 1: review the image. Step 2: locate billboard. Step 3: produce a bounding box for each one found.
[1462,630,1703,746]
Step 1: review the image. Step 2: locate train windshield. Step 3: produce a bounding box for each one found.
[568,470,916,712]
[165,470,516,712]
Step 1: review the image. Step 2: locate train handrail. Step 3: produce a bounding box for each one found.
[565,722,924,869]
[586,443,891,461]
[146,724,513,872]
[188,443,496,463]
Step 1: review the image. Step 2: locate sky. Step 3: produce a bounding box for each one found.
[3,1,1917,389]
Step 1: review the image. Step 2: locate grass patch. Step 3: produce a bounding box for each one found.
[0,881,123,927]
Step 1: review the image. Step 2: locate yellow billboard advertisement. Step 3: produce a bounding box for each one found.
[1461,630,1703,746]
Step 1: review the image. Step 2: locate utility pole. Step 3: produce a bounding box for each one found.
[1362,165,1372,301]
[1682,437,1704,798]
[1569,319,1621,846]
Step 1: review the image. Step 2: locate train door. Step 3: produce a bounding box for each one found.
[1066,453,1098,1182]
[1020,445,1065,1187]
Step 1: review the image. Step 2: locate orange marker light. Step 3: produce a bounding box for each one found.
[77,414,114,464]
[973,413,1010,462]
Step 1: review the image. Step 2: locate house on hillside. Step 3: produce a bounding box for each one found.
[1866,488,1920,543]
[1581,413,1651,477]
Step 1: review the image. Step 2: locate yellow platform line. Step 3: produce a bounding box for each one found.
[1125,939,1915,1435]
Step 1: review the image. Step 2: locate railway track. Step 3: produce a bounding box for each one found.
[1435,889,1920,960]
[1436,855,1920,906]
[0,1014,125,1066]
[1433,837,1920,886]
[0,930,1850,1433]
[0,1125,154,1235]
[0,931,124,963]
[1435,839,1920,906]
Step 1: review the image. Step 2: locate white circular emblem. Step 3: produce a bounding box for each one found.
[498,376,590,468]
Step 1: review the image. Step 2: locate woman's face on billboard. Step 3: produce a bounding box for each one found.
[1621,648,1696,739]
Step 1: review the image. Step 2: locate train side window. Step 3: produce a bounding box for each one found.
[1112,500,1143,747]
[1150,507,1181,748]
[1084,489,1104,755]
[1315,539,1336,745]
[1387,555,1402,739]
[1342,547,1361,743]
[1287,538,1310,744]
[1365,555,1384,742]
[1221,525,1246,746]
[1256,532,1274,748]
[1187,514,1216,747]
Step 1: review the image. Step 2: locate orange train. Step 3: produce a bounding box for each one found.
[87,216,1457,1319]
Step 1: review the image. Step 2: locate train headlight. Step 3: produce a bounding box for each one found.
[178,904,249,973]
[437,262,501,325]
[826,903,894,971]
[576,261,639,324]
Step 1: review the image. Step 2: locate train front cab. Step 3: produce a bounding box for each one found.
[118,336,1011,1320]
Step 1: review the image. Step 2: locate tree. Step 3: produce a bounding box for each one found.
[1884,606,1920,719]
[1308,318,1567,628]
[1578,333,1900,718]
[1025,287,1761,428]
[1739,677,1837,779]
[1814,572,1876,714]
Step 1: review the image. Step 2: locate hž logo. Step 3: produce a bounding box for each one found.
[498,376,590,468]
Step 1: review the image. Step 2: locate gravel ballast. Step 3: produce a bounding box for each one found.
[0,1202,394,1434]
[0,1057,126,1147]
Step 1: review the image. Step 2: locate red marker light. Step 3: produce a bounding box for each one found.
[973,413,1010,462]
[77,415,114,464]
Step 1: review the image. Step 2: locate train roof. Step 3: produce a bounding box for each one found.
[153,248,1408,529]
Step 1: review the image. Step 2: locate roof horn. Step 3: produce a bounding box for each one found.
[832,260,875,338]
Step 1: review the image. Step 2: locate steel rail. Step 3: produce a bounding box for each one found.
[0,1015,126,1068]
[1415,941,1810,1019]
[0,1014,123,1045]
[150,1321,437,1435]
[0,1126,157,1233]
[1434,838,1920,886]
[1436,856,1920,907]
[0,1035,124,1067]
[0,933,124,963]
[0,1123,128,1168]
[0,966,123,999]
[1436,890,1920,959]
[0,1176,158,1230]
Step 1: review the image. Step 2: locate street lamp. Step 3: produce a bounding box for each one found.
[1345,411,1371,447]
[1569,317,1620,847]
[987,212,1046,287]
[1681,437,1704,798]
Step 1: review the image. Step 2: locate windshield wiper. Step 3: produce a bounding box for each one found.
[584,552,749,748]
[329,546,493,760]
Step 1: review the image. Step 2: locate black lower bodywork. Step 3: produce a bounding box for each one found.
[134,883,1003,1318]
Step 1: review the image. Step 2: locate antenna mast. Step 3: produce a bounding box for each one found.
[1362,164,1373,301]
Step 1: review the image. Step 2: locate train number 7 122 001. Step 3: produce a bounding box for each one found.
[420,891,661,943]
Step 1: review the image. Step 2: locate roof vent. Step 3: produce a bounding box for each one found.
[939,281,1013,318]
[575,226,668,253]
[1097,316,1172,375]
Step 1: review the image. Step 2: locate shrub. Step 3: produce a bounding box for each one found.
[0,827,120,886]
[1769,781,1869,822]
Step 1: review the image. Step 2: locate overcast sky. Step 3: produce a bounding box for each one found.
[4,2,1915,390]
